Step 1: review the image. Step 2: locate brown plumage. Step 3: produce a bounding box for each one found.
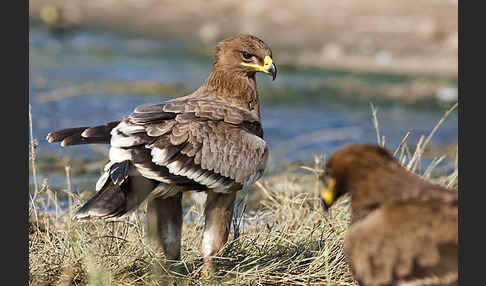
[319,144,457,286]
[46,34,277,274]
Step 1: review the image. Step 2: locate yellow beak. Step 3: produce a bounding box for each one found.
[241,56,277,80]
[320,177,336,211]
[321,188,335,207]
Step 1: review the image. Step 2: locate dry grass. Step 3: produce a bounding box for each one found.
[29,168,355,286]
[29,103,458,285]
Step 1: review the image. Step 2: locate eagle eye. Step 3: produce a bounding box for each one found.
[242,51,253,60]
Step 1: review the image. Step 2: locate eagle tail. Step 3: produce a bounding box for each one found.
[72,160,156,220]
[72,179,129,219]
[46,121,120,146]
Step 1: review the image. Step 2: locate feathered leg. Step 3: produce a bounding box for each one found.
[147,193,183,263]
[201,191,237,275]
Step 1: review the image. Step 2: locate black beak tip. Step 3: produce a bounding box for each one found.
[320,199,329,212]
[272,64,277,81]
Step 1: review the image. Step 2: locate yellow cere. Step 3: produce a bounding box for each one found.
[263,56,273,68]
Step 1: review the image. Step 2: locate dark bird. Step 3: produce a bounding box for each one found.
[319,144,457,286]
[46,34,277,274]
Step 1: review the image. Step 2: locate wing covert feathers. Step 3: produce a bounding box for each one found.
[130,99,259,125]
[106,100,268,189]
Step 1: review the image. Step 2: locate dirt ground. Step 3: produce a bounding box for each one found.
[29,0,458,77]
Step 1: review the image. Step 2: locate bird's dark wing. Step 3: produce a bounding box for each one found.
[107,99,268,189]
[344,200,458,286]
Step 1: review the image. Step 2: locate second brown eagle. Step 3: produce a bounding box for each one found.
[319,144,458,286]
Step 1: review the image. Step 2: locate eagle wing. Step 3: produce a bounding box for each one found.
[106,98,268,190]
[344,199,458,286]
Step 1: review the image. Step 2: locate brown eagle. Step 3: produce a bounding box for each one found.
[46,34,277,274]
[319,144,457,286]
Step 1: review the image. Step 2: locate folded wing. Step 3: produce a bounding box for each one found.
[108,98,268,190]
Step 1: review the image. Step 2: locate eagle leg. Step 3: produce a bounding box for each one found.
[147,193,183,264]
[201,190,237,275]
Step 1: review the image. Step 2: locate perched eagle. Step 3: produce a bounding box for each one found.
[319,144,458,286]
[47,34,277,274]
